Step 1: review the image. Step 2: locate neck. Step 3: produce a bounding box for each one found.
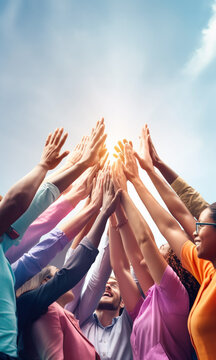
[95,308,120,327]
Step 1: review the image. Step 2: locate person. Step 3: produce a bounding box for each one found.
[16,171,120,359]
[110,158,198,360]
[124,124,216,360]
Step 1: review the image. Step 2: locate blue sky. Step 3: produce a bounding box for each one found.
[1,0,216,245]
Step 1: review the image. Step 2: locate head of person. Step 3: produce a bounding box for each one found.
[16,265,74,306]
[97,276,124,314]
[194,203,216,265]
[160,243,200,309]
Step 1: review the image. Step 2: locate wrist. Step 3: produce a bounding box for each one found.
[37,162,49,173]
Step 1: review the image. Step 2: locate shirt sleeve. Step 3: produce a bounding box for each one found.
[171,176,208,220]
[6,192,73,263]
[12,228,69,290]
[73,235,112,326]
[17,237,99,331]
[181,240,214,284]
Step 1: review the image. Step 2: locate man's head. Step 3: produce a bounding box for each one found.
[97,276,124,312]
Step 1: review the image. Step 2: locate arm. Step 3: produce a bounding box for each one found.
[71,234,112,325]
[141,126,208,219]
[44,118,107,194]
[6,165,97,263]
[132,125,196,238]
[0,128,68,236]
[109,213,141,312]
[114,201,154,292]
[119,192,167,285]
[123,140,189,259]
[12,228,69,290]
[112,159,154,293]
[17,236,99,330]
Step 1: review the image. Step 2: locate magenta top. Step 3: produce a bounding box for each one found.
[128,265,192,360]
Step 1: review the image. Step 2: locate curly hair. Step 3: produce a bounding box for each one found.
[166,248,200,309]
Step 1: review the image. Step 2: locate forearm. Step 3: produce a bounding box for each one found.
[147,168,195,238]
[86,210,109,248]
[116,196,155,292]
[154,159,178,185]
[50,160,88,193]
[0,164,48,236]
[120,190,154,246]
[59,203,98,241]
[131,177,186,257]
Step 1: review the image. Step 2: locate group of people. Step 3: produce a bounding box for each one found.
[0,118,215,360]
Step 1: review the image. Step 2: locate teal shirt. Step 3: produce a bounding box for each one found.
[0,243,17,357]
[0,182,60,357]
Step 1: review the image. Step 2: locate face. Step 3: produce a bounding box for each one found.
[194,208,216,262]
[97,277,122,311]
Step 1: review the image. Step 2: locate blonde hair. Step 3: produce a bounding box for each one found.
[16,265,57,298]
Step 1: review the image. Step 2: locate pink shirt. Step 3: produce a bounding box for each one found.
[26,302,99,360]
[129,265,192,360]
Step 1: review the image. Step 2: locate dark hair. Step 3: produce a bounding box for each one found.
[209,202,216,223]
[166,248,200,309]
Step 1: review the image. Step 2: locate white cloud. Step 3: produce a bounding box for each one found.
[184,0,216,77]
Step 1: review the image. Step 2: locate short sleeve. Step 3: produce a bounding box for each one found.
[181,240,214,284]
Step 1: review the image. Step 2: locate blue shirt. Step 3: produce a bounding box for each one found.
[81,309,133,360]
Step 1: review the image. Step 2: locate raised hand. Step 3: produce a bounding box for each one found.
[70,164,98,200]
[90,169,105,210]
[40,128,69,170]
[101,169,121,217]
[64,136,88,169]
[122,143,139,183]
[134,124,154,172]
[113,139,133,161]
[112,158,127,192]
[148,131,161,166]
[80,118,107,167]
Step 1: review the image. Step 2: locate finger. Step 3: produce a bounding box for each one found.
[123,139,128,144]
[50,128,59,144]
[54,127,64,145]
[113,153,118,159]
[129,140,133,148]
[92,133,107,154]
[92,122,105,144]
[56,132,68,150]
[114,145,121,153]
[45,133,52,146]
[117,141,124,152]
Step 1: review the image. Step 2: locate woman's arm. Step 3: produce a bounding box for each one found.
[123,139,189,259]
[0,128,68,236]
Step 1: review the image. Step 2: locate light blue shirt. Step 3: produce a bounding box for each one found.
[81,309,133,360]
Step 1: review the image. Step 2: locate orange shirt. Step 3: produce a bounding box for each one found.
[181,240,216,360]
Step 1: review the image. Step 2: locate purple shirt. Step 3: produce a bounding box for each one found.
[129,265,192,360]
